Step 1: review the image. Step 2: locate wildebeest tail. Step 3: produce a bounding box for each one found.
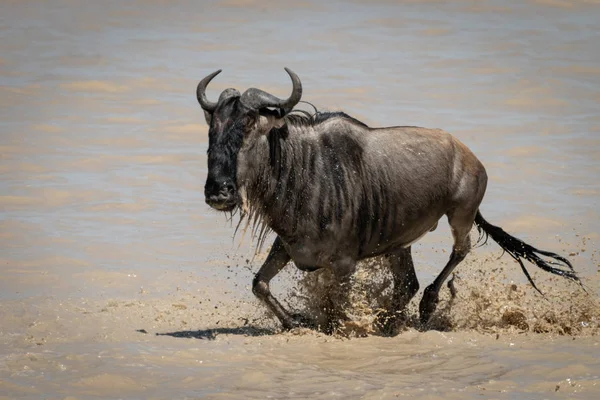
[473,210,582,293]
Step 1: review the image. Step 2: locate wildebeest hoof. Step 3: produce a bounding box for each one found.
[282,313,315,331]
[376,311,407,336]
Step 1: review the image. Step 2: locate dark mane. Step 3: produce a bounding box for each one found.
[284,108,369,129]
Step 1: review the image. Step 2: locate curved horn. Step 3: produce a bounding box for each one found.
[196,69,222,112]
[240,67,302,113]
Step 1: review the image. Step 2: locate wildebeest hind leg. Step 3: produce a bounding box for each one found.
[378,246,419,334]
[419,209,474,326]
[252,236,311,330]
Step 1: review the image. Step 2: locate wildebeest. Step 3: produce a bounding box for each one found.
[197,68,581,332]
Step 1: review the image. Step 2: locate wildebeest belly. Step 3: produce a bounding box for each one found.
[294,263,323,272]
[275,175,453,266]
[357,206,446,258]
[279,200,446,268]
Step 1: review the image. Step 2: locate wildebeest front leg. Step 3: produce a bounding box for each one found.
[252,236,309,330]
[378,247,419,334]
[325,258,357,331]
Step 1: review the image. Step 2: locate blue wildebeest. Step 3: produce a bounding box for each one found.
[198,68,580,332]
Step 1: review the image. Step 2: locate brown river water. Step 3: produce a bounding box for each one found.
[1,0,600,398]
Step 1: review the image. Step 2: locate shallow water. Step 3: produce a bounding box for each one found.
[1,0,600,398]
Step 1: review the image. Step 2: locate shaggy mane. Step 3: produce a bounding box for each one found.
[235,103,369,254]
[284,107,369,129]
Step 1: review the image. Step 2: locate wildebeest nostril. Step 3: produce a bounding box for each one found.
[220,182,235,196]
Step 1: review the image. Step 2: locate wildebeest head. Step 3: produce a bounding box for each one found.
[197,68,302,212]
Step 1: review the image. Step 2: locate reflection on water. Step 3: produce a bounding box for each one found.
[1,0,599,399]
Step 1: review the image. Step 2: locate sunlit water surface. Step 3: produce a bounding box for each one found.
[1,1,599,399]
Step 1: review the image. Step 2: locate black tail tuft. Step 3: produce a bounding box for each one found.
[474,210,582,294]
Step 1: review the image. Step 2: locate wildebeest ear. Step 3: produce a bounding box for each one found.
[259,107,284,119]
[203,110,212,125]
[255,110,285,135]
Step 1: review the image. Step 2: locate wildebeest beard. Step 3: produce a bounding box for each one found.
[233,118,291,251]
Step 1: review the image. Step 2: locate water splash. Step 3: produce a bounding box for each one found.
[282,252,598,337]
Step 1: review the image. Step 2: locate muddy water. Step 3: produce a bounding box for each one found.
[1,0,600,398]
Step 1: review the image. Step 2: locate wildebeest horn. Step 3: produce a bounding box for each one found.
[197,69,222,112]
[240,67,302,114]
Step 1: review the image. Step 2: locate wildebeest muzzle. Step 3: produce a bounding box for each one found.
[204,174,237,211]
